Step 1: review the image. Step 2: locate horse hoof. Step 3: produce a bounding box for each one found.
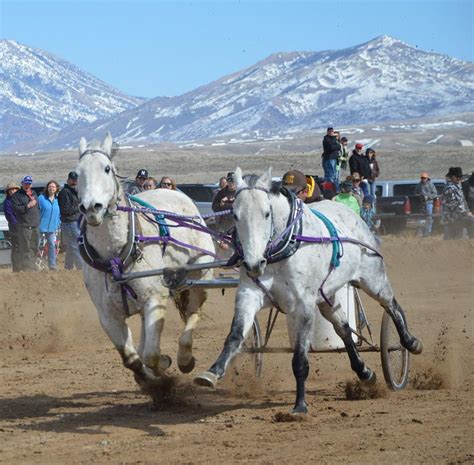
[178,356,196,374]
[292,404,308,415]
[159,355,172,370]
[194,371,218,388]
[408,338,423,355]
[361,368,377,385]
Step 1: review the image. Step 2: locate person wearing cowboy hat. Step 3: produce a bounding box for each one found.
[415,172,438,237]
[441,167,472,240]
[3,181,21,271]
[282,170,322,203]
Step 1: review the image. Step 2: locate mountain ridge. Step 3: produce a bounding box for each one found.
[2,35,473,151]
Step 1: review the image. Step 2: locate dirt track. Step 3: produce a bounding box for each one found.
[0,237,473,464]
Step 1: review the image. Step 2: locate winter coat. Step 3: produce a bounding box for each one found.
[414,180,438,202]
[368,157,380,181]
[462,175,474,213]
[3,196,17,225]
[58,184,81,223]
[38,194,61,233]
[11,188,40,227]
[349,151,372,179]
[441,181,468,224]
[333,193,360,215]
[322,135,341,160]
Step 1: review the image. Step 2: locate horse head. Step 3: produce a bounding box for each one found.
[233,167,274,277]
[76,132,120,226]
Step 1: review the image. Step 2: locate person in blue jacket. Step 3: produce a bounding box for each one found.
[38,180,61,270]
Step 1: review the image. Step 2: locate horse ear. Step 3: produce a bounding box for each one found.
[257,167,272,189]
[235,167,244,187]
[79,137,87,157]
[102,132,113,157]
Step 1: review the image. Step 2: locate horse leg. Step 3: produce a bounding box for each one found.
[142,295,171,376]
[194,286,263,388]
[175,288,207,374]
[137,313,145,359]
[318,300,376,383]
[356,268,423,354]
[97,307,154,383]
[287,308,314,414]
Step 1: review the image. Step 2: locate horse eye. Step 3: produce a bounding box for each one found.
[105,165,111,174]
[232,213,239,221]
[265,212,270,219]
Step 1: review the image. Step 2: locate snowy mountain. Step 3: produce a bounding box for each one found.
[3,35,474,151]
[0,39,145,150]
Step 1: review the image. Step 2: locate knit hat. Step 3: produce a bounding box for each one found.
[340,180,353,191]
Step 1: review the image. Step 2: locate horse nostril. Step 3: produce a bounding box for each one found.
[94,203,103,211]
[259,259,267,269]
[79,204,87,214]
[243,261,251,271]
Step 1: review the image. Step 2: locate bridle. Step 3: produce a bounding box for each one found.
[232,185,303,265]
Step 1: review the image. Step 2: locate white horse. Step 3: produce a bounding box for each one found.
[195,167,422,413]
[76,133,215,388]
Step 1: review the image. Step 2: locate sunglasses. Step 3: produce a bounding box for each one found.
[161,182,172,187]
[420,177,428,180]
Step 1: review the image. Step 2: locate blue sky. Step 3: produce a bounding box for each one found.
[1,0,472,98]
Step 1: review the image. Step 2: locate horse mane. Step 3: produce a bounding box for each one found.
[242,174,280,195]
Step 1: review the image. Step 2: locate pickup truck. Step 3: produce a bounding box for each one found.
[374,179,446,234]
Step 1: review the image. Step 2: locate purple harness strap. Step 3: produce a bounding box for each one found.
[135,235,219,259]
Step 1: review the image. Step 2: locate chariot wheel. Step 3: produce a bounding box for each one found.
[238,318,263,378]
[380,311,410,390]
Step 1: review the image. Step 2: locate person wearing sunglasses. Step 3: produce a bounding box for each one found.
[159,177,176,190]
[414,172,438,237]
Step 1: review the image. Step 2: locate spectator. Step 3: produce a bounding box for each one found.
[3,181,21,272]
[58,171,82,270]
[349,143,371,196]
[144,177,157,190]
[441,167,472,240]
[127,169,148,195]
[360,195,377,233]
[159,177,177,190]
[322,127,341,191]
[336,136,350,185]
[218,177,228,190]
[414,172,438,237]
[11,175,40,271]
[333,180,360,215]
[366,148,380,197]
[348,173,364,207]
[462,172,474,238]
[38,181,61,271]
[282,170,323,203]
[212,171,237,233]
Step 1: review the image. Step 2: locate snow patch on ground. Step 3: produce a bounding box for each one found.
[427,134,444,144]
[459,139,473,147]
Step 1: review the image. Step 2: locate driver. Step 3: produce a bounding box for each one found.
[282,170,322,203]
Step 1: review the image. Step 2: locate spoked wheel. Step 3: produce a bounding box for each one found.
[380,311,410,390]
[238,318,263,378]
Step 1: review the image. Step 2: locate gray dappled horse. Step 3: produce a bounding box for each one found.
[195,167,422,414]
[76,133,214,390]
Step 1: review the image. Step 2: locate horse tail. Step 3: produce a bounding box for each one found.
[173,290,190,322]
